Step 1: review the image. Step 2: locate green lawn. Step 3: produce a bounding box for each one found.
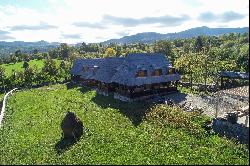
[0,84,248,165]
[0,59,62,76]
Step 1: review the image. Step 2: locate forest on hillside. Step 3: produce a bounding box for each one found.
[0,32,249,92]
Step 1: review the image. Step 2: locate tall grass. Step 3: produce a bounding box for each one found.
[0,84,248,165]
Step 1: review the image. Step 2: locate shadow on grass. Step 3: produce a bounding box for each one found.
[66,82,80,90]
[70,82,159,126]
[66,82,93,94]
[55,137,79,154]
[91,93,152,126]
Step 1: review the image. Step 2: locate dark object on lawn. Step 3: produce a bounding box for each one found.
[55,111,84,154]
[61,111,84,140]
[202,120,216,135]
[227,112,238,124]
[203,120,212,131]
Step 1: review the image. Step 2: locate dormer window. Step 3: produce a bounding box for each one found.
[83,65,89,72]
[152,69,162,76]
[93,65,99,73]
[93,65,99,70]
[167,67,175,75]
[136,70,147,77]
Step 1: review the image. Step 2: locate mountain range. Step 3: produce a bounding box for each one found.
[102,26,249,44]
[0,40,60,57]
[0,26,249,57]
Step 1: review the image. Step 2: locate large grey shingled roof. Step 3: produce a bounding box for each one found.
[71,58,104,77]
[71,53,181,86]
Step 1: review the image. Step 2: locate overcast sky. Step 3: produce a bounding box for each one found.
[0,0,249,43]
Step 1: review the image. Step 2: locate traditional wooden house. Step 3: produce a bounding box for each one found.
[71,53,181,101]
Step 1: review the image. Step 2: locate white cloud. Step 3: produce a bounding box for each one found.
[0,0,248,43]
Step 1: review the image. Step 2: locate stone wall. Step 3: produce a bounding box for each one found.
[179,82,218,92]
[113,93,132,102]
[212,118,249,144]
[96,89,109,96]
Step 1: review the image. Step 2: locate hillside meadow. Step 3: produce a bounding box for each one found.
[0,84,248,165]
[0,59,62,76]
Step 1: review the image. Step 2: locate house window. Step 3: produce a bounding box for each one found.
[152,69,162,76]
[136,70,147,77]
[145,84,151,90]
[167,67,175,75]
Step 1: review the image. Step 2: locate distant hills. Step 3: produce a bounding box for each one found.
[0,26,249,57]
[0,40,60,57]
[102,26,249,44]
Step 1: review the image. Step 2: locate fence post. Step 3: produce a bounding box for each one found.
[245,115,249,127]
[0,88,18,128]
[215,92,219,118]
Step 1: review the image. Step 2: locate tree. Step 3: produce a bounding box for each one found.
[42,52,49,59]
[60,60,66,69]
[200,47,212,90]
[10,54,17,64]
[68,52,78,63]
[59,43,70,59]
[175,51,203,89]
[174,39,184,47]
[194,36,203,53]
[207,47,221,87]
[23,67,35,87]
[105,48,117,57]
[9,69,18,88]
[49,49,59,59]
[0,66,6,92]
[79,42,88,53]
[153,40,174,62]
[23,61,29,69]
[58,61,71,81]
[36,53,44,60]
[15,49,21,57]
[237,44,249,72]
[183,42,191,54]
[33,49,39,54]
[15,71,25,87]
[42,58,58,82]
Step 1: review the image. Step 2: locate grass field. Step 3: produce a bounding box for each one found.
[0,59,62,76]
[0,84,248,165]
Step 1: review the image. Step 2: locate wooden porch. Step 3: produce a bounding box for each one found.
[113,81,178,99]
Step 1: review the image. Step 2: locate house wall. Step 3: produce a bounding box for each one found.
[71,75,82,82]
[72,74,178,101]
[113,81,178,99]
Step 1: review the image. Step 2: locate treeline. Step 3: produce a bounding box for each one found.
[0,58,71,92]
[75,32,249,87]
[0,40,59,59]
[0,32,249,92]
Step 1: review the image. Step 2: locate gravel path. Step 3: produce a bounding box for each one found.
[162,86,249,118]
